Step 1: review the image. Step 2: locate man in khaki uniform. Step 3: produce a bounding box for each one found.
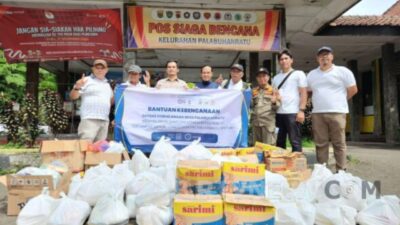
[251,68,280,145]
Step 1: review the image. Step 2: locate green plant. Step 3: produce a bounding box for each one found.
[41,90,68,136]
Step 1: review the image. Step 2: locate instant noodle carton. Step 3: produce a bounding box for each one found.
[174,194,224,225]
[177,160,222,195]
[209,148,237,156]
[265,151,307,172]
[236,147,264,163]
[277,169,312,188]
[223,194,275,225]
[222,161,265,196]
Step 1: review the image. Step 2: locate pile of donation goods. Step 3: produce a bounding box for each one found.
[6,137,400,225]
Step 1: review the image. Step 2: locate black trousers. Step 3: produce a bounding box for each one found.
[276,113,302,152]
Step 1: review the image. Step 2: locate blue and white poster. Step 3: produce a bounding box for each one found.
[114,86,251,152]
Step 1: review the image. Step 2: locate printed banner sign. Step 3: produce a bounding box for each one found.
[0,6,123,63]
[114,87,251,152]
[127,6,281,51]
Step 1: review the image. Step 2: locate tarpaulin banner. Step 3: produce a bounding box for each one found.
[0,6,123,63]
[127,6,282,51]
[114,87,251,152]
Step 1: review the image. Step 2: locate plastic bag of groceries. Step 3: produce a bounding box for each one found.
[48,192,91,225]
[111,161,135,189]
[88,193,129,225]
[149,136,178,167]
[130,149,150,175]
[104,141,125,153]
[83,162,112,180]
[316,171,366,211]
[126,171,164,195]
[17,188,60,225]
[148,164,177,192]
[17,167,62,189]
[357,195,400,225]
[265,171,290,201]
[126,194,138,218]
[177,138,213,160]
[291,164,333,203]
[315,202,357,225]
[136,205,173,225]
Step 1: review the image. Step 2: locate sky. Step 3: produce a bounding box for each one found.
[344,0,398,15]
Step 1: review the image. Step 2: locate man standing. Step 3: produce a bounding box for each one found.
[307,46,358,171]
[251,68,280,145]
[70,59,113,142]
[272,49,308,152]
[196,65,219,89]
[156,60,187,90]
[222,64,251,91]
[124,65,151,88]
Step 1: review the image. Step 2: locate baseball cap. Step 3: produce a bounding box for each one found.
[256,67,270,76]
[231,63,244,71]
[127,65,142,74]
[317,46,333,55]
[93,59,108,68]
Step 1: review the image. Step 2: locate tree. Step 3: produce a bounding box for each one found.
[0,51,26,102]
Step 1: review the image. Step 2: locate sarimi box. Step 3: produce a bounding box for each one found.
[40,140,90,172]
[223,194,275,225]
[6,171,71,216]
[174,194,224,225]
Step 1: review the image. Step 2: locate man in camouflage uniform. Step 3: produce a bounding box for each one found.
[251,68,280,145]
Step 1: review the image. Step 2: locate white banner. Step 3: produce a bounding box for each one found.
[121,88,243,147]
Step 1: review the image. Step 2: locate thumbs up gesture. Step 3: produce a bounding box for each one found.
[74,73,88,89]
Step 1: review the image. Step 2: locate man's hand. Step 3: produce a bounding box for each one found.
[143,71,151,86]
[296,111,305,124]
[74,73,88,89]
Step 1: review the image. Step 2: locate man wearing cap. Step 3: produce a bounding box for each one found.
[272,49,308,152]
[70,59,113,142]
[196,65,219,89]
[251,68,280,145]
[124,64,151,88]
[156,60,188,90]
[222,64,251,91]
[307,46,358,171]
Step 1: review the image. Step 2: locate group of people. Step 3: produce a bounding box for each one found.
[70,46,358,172]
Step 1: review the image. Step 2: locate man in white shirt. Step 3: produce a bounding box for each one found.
[307,46,358,171]
[272,49,308,152]
[70,59,114,142]
[222,64,251,91]
[124,65,150,88]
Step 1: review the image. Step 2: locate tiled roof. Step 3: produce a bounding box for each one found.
[330,16,400,26]
[383,0,400,16]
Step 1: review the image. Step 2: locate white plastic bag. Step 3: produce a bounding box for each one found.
[126,194,137,218]
[316,171,366,211]
[265,171,290,201]
[17,188,60,225]
[177,138,213,160]
[83,162,112,180]
[357,195,400,225]
[17,167,62,188]
[88,194,130,225]
[105,141,125,153]
[149,136,178,167]
[315,202,357,225]
[275,202,307,225]
[148,164,177,192]
[125,171,165,195]
[48,192,91,225]
[67,173,83,199]
[136,205,173,225]
[131,149,150,175]
[111,161,135,189]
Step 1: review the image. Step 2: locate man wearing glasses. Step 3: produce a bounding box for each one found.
[70,59,114,142]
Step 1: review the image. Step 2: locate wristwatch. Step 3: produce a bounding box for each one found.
[299,108,306,112]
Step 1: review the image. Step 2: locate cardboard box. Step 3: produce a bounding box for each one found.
[209,148,237,156]
[222,162,265,196]
[277,169,312,188]
[6,171,71,216]
[174,194,224,225]
[41,140,89,172]
[266,158,287,172]
[84,150,130,168]
[237,154,259,164]
[223,194,275,225]
[265,152,307,172]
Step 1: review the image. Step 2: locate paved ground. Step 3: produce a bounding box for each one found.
[0,142,399,224]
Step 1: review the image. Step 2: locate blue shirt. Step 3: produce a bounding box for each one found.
[196,81,219,89]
